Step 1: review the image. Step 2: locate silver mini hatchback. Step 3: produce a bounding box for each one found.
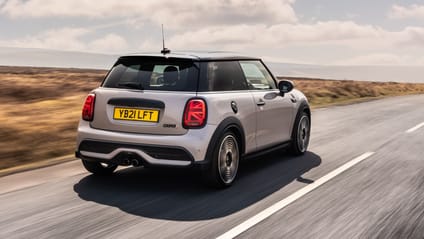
[76,51,311,187]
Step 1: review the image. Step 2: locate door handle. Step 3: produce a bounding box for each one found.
[257,99,266,106]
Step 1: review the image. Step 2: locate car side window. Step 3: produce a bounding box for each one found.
[239,61,276,90]
[206,61,248,91]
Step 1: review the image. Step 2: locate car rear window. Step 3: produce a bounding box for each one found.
[102,56,199,92]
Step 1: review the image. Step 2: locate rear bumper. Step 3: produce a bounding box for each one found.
[76,140,193,167]
[76,120,216,167]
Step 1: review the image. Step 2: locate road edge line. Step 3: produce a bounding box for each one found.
[216,151,375,239]
[406,122,424,133]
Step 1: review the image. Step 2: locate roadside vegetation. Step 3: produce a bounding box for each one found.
[279,76,424,107]
[1,66,424,171]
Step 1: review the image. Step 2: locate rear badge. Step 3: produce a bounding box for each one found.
[163,124,177,128]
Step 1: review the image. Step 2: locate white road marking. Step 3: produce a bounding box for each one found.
[406,122,424,133]
[216,152,375,239]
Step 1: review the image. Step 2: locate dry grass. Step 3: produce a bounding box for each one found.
[0,66,105,169]
[1,66,424,170]
[280,77,424,108]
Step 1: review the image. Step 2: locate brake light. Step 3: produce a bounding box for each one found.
[183,99,207,128]
[82,93,95,121]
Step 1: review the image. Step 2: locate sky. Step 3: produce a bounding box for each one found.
[1,0,424,66]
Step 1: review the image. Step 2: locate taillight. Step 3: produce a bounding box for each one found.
[82,93,95,121]
[183,99,207,128]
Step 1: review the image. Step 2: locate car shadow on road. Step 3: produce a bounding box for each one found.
[73,151,321,221]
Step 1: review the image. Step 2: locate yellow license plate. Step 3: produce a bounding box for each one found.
[113,107,159,122]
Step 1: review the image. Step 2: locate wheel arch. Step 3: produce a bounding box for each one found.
[199,117,246,169]
[303,103,311,119]
[292,100,311,139]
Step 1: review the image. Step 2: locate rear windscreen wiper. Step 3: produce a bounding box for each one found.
[117,82,144,90]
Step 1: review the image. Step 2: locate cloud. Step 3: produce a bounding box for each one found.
[335,53,424,66]
[2,0,424,66]
[0,0,297,27]
[8,28,91,50]
[89,34,128,52]
[388,4,424,19]
[396,26,424,47]
[336,53,409,66]
[163,21,385,50]
[0,27,128,53]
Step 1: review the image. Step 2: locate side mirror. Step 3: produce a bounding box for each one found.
[278,80,294,96]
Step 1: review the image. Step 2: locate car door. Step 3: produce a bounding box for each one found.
[239,60,295,150]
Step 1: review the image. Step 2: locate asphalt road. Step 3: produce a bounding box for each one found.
[1,94,424,239]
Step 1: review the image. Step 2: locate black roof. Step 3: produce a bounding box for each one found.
[121,51,261,61]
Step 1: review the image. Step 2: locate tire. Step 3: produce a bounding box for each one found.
[81,160,118,175]
[203,131,240,188]
[290,111,311,155]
